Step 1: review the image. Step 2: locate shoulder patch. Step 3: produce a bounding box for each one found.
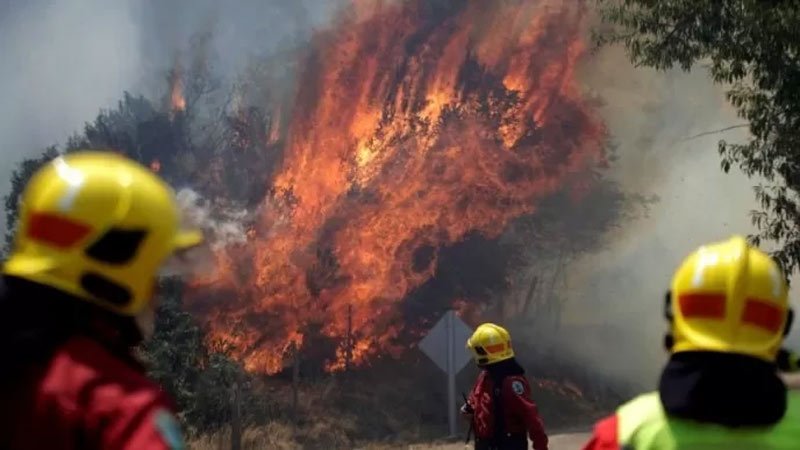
[154,409,185,450]
[511,380,525,395]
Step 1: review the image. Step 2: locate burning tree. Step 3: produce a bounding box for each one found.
[188,0,609,374]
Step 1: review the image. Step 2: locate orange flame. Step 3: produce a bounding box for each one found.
[189,0,605,373]
[170,68,186,113]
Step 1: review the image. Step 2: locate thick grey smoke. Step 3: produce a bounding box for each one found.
[555,45,800,390]
[0,0,344,236]
[0,0,142,199]
[176,188,251,250]
[135,0,346,92]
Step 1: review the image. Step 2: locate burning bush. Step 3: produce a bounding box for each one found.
[187,0,607,374]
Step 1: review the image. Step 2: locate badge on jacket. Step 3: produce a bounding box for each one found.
[155,409,186,450]
[511,380,525,395]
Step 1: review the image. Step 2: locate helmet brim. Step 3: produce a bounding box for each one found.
[3,253,58,277]
[172,229,203,251]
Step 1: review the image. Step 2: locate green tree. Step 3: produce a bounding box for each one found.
[596,0,800,273]
[2,147,59,254]
[145,279,269,433]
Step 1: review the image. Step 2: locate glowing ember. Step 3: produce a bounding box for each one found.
[189,0,606,373]
[170,68,186,113]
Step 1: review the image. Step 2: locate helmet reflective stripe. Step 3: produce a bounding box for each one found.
[26,212,92,249]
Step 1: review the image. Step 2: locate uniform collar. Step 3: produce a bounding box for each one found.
[659,351,787,427]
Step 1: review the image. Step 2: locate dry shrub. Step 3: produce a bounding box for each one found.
[189,356,603,449]
[189,422,299,450]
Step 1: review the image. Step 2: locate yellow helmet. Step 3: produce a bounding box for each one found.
[667,235,791,362]
[3,151,203,316]
[466,323,515,366]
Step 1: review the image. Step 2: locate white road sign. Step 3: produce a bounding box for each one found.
[419,310,474,373]
[418,310,474,437]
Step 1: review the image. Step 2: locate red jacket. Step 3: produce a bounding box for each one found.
[581,414,618,450]
[2,335,184,450]
[467,369,549,450]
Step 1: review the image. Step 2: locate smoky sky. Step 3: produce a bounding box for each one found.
[0,0,344,236]
[0,0,141,198]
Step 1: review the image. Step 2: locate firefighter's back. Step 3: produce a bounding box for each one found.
[2,335,180,450]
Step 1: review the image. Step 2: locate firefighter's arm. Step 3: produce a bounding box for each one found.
[506,377,548,450]
[581,414,619,450]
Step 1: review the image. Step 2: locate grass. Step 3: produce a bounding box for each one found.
[185,362,605,449]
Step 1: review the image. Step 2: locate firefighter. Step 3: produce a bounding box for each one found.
[0,151,203,449]
[582,236,800,449]
[461,323,549,450]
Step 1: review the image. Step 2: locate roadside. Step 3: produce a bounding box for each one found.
[399,432,591,450]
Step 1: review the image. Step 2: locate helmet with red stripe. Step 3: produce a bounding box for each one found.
[666,235,791,362]
[3,151,203,317]
[467,323,515,366]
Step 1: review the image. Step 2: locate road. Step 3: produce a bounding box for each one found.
[404,432,591,450]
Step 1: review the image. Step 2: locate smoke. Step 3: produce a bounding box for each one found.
[156,188,254,279]
[135,0,347,92]
[0,0,345,236]
[554,44,800,390]
[176,188,251,250]
[0,0,142,204]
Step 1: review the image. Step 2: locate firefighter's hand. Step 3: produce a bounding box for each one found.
[460,402,473,417]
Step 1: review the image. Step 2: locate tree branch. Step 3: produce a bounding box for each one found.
[680,124,750,141]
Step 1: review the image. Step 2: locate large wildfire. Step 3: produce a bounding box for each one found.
[189,0,606,373]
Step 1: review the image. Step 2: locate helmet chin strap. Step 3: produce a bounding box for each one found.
[664,290,675,352]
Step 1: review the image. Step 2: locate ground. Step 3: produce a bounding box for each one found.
[403,432,590,450]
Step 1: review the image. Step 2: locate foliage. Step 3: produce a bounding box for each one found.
[595,0,800,274]
[144,279,269,433]
[2,146,59,254]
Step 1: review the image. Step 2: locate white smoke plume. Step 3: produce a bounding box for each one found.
[553,44,800,389]
[176,188,251,250]
[159,188,253,279]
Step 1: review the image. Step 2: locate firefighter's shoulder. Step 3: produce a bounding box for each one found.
[42,336,170,412]
[44,336,184,448]
[582,413,620,450]
[502,374,531,396]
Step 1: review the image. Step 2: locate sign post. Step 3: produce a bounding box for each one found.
[419,310,474,438]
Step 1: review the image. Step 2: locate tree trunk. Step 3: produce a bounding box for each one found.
[292,343,300,422]
[230,380,242,450]
[345,304,353,376]
[521,274,539,317]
